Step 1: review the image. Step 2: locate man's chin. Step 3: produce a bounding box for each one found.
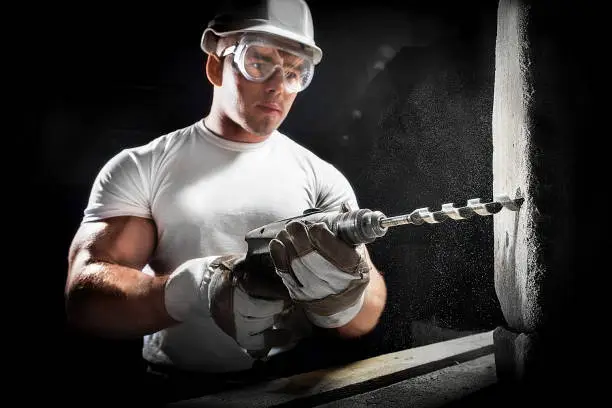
[250,120,283,137]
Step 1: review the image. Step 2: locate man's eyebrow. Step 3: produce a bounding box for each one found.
[278,52,306,70]
[251,50,276,62]
[286,59,307,71]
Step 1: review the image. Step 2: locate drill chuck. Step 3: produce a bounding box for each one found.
[332,209,388,245]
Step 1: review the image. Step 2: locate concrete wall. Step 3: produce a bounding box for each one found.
[492,0,596,393]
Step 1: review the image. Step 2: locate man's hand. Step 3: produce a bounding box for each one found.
[207,255,297,358]
[268,220,371,328]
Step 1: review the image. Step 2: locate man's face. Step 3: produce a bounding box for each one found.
[218,38,304,137]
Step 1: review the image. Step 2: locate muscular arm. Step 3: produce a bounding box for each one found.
[65,216,176,339]
[334,249,387,338]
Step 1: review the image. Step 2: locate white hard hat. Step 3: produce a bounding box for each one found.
[201,0,323,65]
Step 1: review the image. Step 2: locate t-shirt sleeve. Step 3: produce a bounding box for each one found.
[82,148,153,223]
[314,161,360,211]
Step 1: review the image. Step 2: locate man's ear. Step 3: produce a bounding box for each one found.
[206,54,224,87]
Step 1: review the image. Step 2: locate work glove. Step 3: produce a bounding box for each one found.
[164,254,297,359]
[268,216,371,328]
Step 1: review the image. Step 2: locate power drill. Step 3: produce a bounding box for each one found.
[235,195,523,299]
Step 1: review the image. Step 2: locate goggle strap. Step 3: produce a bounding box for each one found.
[220,44,238,58]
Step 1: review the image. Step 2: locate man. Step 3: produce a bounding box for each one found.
[64,0,387,402]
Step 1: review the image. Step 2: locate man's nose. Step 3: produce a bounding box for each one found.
[265,68,285,93]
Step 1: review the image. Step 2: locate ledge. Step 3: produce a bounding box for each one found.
[168,330,495,407]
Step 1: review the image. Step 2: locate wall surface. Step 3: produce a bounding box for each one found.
[491,0,598,397]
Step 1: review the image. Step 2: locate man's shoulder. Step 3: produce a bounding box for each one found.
[95,121,202,178]
[125,121,201,157]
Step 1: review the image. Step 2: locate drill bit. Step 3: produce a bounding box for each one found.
[379,194,523,229]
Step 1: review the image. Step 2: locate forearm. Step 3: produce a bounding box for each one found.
[65,262,175,339]
[334,267,387,338]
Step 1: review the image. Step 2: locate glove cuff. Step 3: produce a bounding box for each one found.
[304,286,367,328]
[164,256,218,322]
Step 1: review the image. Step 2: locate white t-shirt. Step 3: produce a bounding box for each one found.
[81,119,359,372]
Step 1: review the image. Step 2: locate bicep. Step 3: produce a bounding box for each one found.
[67,216,157,284]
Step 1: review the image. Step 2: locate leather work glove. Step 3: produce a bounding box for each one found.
[165,254,296,359]
[207,254,299,358]
[268,218,371,328]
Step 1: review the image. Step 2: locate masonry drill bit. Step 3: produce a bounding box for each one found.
[378,195,523,229]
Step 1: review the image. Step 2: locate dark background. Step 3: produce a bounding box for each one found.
[20,0,521,403]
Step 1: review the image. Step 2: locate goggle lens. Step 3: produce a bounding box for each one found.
[222,37,315,93]
[242,45,313,93]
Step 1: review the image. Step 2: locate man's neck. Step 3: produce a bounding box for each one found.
[204,113,270,144]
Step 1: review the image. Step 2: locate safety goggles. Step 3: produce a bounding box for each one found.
[220,34,315,94]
